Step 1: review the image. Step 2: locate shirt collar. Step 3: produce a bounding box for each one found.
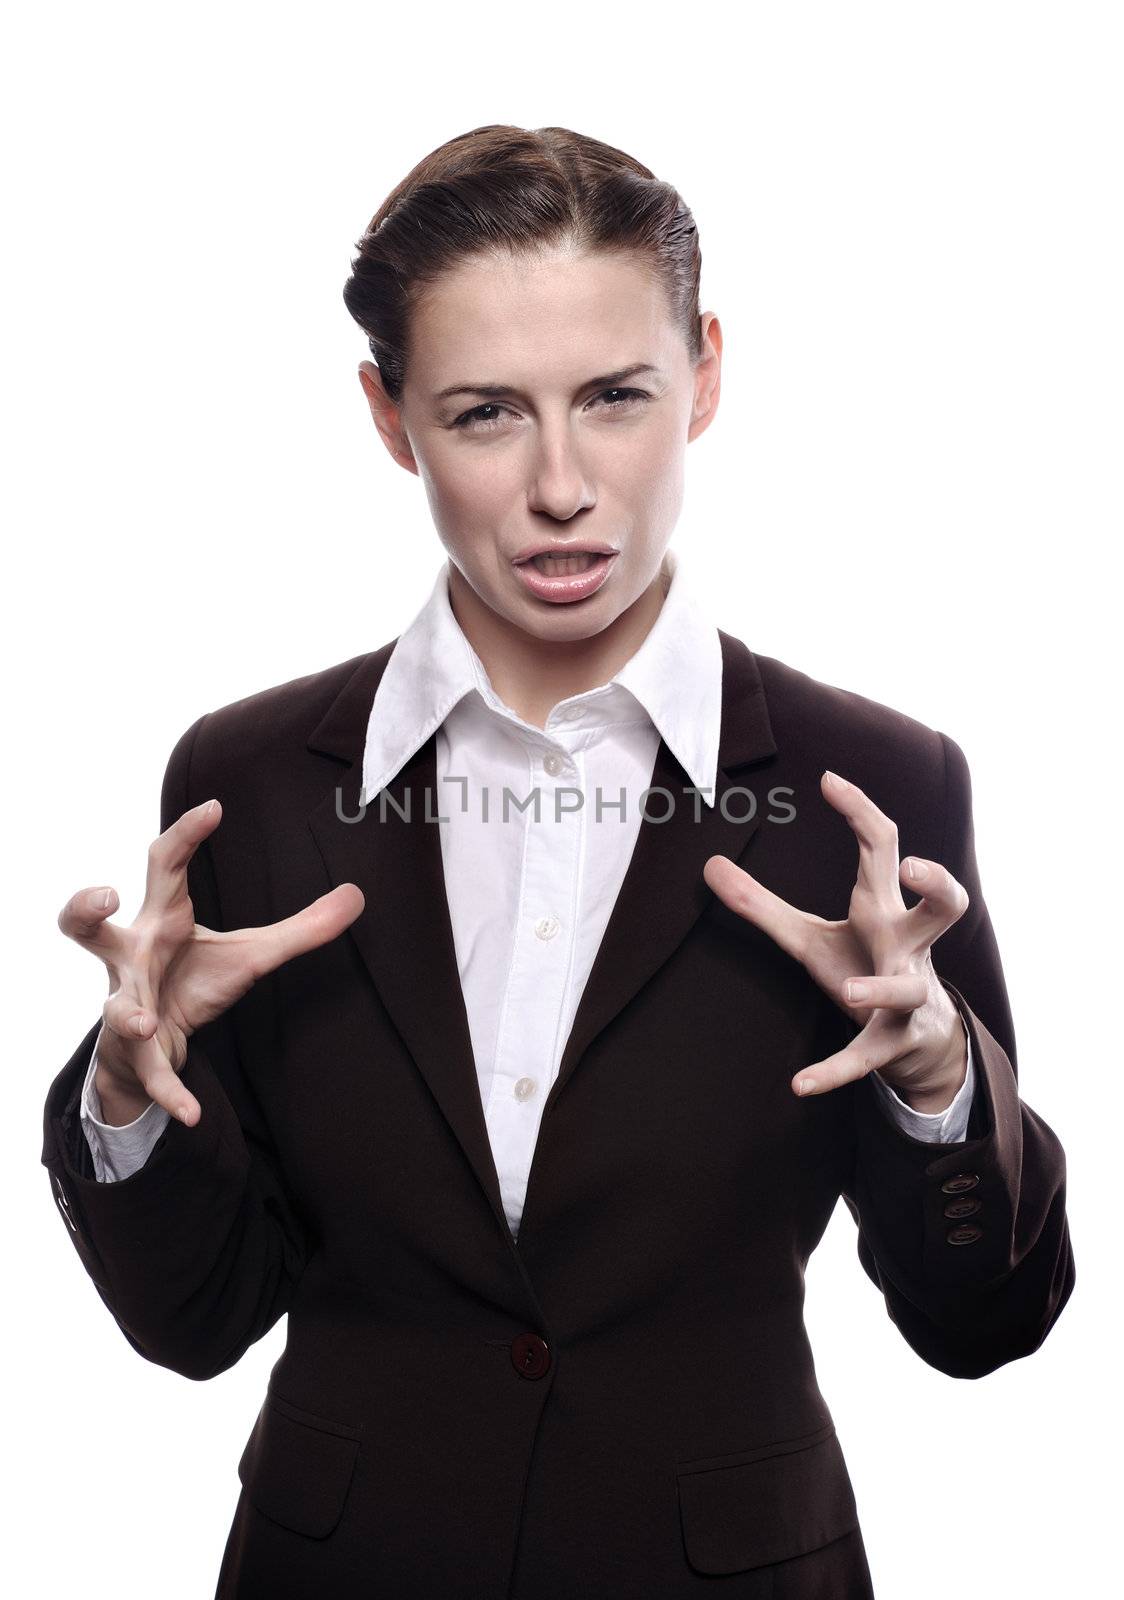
[362,544,723,808]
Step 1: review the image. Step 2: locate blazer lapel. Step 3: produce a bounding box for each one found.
[546,629,777,1109]
[306,651,506,1237]
[516,628,778,1242]
[305,629,779,1246]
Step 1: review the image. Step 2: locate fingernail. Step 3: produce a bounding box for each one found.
[179,1106,193,1124]
[131,1014,147,1036]
[846,981,869,1003]
[100,888,113,909]
[797,1078,817,1095]
[905,858,928,880]
[822,771,837,788]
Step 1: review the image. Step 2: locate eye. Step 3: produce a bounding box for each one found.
[452,402,510,431]
[450,388,650,432]
[592,387,649,413]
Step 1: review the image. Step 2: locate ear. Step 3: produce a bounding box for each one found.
[358,360,419,477]
[687,312,722,444]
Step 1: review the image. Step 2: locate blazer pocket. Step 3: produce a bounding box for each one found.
[676,1419,860,1576]
[237,1392,362,1540]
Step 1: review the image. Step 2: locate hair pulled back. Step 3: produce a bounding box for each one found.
[342,124,703,403]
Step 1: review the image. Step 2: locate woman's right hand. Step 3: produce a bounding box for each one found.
[57,798,365,1128]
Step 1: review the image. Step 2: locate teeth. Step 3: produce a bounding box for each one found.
[531,552,601,575]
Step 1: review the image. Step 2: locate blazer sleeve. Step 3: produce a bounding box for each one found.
[838,730,1076,1378]
[41,713,312,1382]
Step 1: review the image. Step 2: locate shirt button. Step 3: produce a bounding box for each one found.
[542,752,564,777]
[514,1076,537,1101]
[558,704,582,722]
[534,914,560,940]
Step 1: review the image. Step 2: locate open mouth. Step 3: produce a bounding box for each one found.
[520,551,606,575]
[512,548,619,604]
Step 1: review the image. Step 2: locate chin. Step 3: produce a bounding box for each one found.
[510,597,619,640]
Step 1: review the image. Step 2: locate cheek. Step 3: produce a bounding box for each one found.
[419,447,510,530]
[611,408,685,486]
[616,435,685,526]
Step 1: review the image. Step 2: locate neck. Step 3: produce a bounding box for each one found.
[447,556,670,729]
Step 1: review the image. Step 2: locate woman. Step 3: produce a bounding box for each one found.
[44,124,1074,1599]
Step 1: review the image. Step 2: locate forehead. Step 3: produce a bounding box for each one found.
[408,246,676,384]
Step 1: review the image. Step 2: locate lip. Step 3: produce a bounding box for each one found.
[512,549,619,605]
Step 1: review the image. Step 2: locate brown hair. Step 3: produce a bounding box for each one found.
[341,124,703,404]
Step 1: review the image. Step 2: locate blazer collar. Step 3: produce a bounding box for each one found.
[306,605,777,1259]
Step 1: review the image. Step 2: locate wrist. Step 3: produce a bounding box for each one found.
[901,1076,962,1116]
[900,1023,969,1115]
[93,1063,155,1127]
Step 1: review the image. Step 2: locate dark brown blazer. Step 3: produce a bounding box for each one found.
[42,629,1075,1599]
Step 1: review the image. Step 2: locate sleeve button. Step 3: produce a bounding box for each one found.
[946,1223,984,1245]
[940,1172,980,1194]
[943,1197,982,1219]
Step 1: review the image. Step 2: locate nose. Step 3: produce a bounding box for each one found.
[526,422,595,521]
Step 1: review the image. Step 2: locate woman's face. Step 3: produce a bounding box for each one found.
[359,243,721,647]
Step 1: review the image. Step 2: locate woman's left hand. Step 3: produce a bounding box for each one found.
[702,769,970,1108]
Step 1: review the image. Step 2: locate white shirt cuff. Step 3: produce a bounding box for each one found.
[80,1035,171,1183]
[869,1019,976,1144]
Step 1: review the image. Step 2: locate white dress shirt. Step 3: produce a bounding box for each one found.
[81,545,976,1226]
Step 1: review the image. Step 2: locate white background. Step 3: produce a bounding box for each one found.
[7,3,1118,1595]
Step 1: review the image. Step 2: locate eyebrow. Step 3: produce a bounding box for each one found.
[434,363,663,403]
